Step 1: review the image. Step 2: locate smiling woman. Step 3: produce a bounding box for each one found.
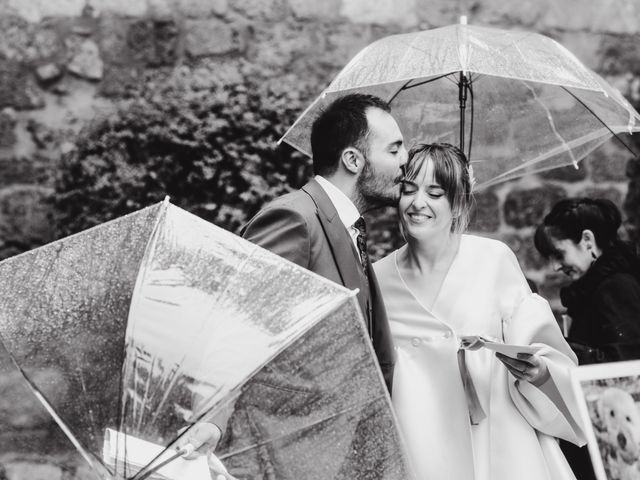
[373,143,587,480]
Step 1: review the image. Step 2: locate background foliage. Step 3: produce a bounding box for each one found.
[54,64,316,237]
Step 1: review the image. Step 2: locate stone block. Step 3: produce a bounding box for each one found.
[32,26,66,61]
[66,38,104,80]
[249,22,325,71]
[468,189,500,232]
[598,35,640,75]
[539,163,587,182]
[0,18,66,64]
[0,156,51,188]
[604,73,636,101]
[0,15,32,61]
[320,23,375,69]
[503,184,566,229]
[0,109,17,148]
[0,368,67,429]
[288,0,341,20]
[7,0,85,23]
[126,19,180,66]
[472,0,547,28]
[588,140,630,182]
[87,0,148,17]
[4,462,65,480]
[35,63,63,85]
[176,0,229,17]
[152,19,181,65]
[540,0,640,34]
[552,31,602,71]
[631,76,640,103]
[341,0,419,27]
[98,66,141,98]
[537,271,571,310]
[147,0,173,18]
[503,232,547,271]
[232,0,288,21]
[26,119,56,150]
[0,61,45,110]
[98,15,135,65]
[184,18,234,57]
[0,185,55,250]
[413,0,459,28]
[577,186,624,209]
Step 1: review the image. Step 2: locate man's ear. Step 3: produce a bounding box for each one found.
[341,147,364,174]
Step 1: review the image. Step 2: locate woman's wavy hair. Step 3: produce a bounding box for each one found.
[403,142,474,233]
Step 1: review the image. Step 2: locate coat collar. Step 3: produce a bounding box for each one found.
[561,243,640,312]
[302,179,364,294]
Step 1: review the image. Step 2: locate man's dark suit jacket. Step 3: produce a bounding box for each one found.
[241,178,395,391]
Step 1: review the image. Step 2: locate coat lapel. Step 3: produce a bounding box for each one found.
[301,179,363,295]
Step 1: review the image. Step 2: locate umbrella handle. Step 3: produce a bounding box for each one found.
[459,72,469,152]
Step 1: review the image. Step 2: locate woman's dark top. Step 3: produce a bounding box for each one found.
[559,243,640,480]
[560,243,640,363]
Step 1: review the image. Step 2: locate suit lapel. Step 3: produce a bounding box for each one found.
[302,179,363,294]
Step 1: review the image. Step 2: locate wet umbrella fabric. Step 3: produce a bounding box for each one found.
[0,200,411,480]
[281,23,640,190]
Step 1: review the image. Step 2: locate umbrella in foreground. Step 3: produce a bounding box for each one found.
[281,22,640,190]
[0,199,411,480]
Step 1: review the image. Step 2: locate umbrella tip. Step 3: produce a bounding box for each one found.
[459,15,468,25]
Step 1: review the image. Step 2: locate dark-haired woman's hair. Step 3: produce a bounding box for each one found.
[403,142,474,233]
[534,198,622,259]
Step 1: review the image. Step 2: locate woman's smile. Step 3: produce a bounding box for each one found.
[407,211,432,223]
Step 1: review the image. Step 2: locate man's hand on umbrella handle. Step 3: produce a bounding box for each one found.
[177,422,222,459]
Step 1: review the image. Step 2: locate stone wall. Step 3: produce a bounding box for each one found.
[0,0,639,477]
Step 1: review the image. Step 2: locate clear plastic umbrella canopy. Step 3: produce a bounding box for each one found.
[0,199,411,480]
[281,23,640,190]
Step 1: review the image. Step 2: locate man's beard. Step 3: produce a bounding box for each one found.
[356,159,401,211]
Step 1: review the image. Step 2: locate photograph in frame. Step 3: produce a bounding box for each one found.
[571,360,640,480]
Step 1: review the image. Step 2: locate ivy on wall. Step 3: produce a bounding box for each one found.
[54,66,316,237]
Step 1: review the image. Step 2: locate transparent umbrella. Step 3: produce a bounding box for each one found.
[0,199,411,480]
[281,21,640,190]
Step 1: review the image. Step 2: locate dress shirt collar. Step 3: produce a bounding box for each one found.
[314,175,361,230]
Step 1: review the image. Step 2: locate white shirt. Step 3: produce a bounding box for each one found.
[314,175,360,252]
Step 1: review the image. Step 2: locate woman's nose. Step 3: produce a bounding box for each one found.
[550,260,563,272]
[411,190,428,207]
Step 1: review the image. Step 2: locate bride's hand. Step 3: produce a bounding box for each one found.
[496,352,550,386]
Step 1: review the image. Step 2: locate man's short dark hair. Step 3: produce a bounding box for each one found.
[310,94,390,177]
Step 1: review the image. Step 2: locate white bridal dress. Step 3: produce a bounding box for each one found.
[374,235,586,480]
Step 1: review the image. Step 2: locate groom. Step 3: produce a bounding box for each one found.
[182,94,408,479]
[242,93,407,391]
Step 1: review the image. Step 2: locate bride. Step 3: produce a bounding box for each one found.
[374,143,586,480]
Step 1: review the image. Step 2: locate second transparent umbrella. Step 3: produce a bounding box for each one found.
[281,22,640,190]
[0,199,411,480]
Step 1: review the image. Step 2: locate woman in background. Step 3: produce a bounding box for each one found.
[535,197,640,364]
[374,143,586,480]
[535,197,640,480]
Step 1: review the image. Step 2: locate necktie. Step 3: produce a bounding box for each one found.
[353,217,373,334]
[353,217,370,270]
